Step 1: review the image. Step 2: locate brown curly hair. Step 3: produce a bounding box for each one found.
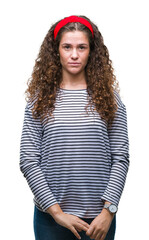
[25,15,120,126]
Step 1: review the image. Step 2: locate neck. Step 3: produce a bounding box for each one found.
[60,70,87,89]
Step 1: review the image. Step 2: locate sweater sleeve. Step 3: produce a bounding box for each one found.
[19,102,58,211]
[101,92,130,207]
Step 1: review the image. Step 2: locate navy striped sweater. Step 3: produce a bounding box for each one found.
[20,88,129,218]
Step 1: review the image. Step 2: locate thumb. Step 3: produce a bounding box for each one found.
[86,225,94,236]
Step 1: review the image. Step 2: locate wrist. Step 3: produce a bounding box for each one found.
[103,201,118,215]
[101,207,115,219]
[46,203,63,218]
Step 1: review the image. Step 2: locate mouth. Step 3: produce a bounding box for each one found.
[68,62,81,66]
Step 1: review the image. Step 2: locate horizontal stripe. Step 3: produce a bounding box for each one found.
[20,88,129,218]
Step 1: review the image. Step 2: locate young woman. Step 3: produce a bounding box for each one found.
[20,15,129,240]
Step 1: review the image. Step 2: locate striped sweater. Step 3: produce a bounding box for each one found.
[19,88,129,218]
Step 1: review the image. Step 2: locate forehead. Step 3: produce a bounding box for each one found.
[59,31,89,44]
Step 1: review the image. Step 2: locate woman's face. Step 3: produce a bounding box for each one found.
[58,30,90,76]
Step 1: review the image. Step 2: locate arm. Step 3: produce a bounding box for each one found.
[86,93,130,239]
[20,102,90,240]
[101,94,130,206]
[19,102,58,211]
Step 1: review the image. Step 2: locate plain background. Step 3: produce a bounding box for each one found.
[1,0,149,239]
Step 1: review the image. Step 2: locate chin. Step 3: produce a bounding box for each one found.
[67,68,83,75]
[69,71,82,75]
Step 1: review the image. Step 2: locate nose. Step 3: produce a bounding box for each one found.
[71,48,78,59]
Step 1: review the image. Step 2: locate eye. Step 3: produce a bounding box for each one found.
[64,45,70,50]
[79,46,85,49]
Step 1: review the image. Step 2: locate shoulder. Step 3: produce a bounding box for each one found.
[26,93,39,111]
[113,89,125,108]
[24,94,40,122]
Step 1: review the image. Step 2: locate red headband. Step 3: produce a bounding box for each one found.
[54,15,94,40]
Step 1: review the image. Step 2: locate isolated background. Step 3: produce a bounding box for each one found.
[1,0,149,239]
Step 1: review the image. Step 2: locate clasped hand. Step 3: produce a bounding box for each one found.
[85,209,114,240]
[54,209,114,240]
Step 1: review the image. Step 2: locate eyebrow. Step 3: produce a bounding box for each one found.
[61,43,89,46]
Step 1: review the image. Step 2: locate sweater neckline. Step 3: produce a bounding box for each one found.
[58,87,87,91]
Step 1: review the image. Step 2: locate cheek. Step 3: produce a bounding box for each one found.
[82,53,90,64]
[59,52,68,64]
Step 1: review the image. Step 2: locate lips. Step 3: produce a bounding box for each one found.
[68,62,81,65]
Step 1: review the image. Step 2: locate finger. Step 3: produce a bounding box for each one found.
[76,227,82,232]
[76,222,89,232]
[78,220,90,229]
[86,225,94,236]
[100,233,106,240]
[70,226,81,240]
[95,232,102,240]
[89,228,98,239]
[76,228,82,232]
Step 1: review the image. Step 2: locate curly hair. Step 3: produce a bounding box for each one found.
[25,15,120,127]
